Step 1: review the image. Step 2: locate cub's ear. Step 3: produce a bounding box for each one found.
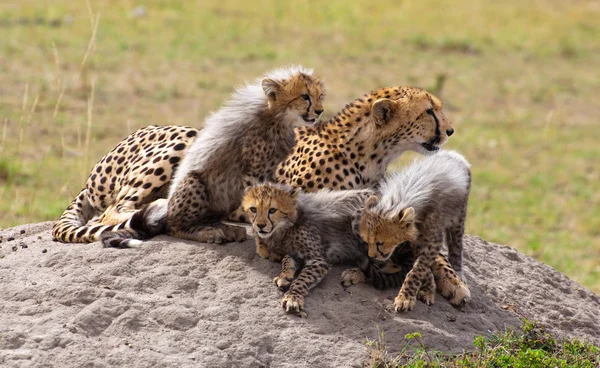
[289,187,302,199]
[371,99,396,126]
[261,78,281,104]
[395,207,415,224]
[365,195,380,209]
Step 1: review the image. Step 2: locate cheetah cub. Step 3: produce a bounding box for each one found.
[358,150,472,312]
[241,183,382,317]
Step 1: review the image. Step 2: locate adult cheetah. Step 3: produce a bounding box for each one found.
[52,125,198,243]
[276,86,454,190]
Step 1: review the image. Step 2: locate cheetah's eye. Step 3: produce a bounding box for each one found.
[318,94,325,101]
[268,208,277,214]
[376,241,384,247]
[301,94,310,101]
[249,207,257,214]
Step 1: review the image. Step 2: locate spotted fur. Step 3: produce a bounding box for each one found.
[275,86,459,292]
[358,150,472,312]
[276,86,454,190]
[52,125,198,243]
[101,66,326,247]
[241,182,410,317]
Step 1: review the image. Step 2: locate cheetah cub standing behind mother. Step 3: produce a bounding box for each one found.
[358,150,472,312]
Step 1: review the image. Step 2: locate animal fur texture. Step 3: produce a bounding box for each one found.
[101,66,325,247]
[359,150,472,312]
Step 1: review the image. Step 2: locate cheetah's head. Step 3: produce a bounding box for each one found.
[358,196,418,261]
[242,182,299,239]
[261,66,326,126]
[370,87,454,154]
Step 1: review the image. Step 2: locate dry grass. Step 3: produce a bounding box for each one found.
[0,0,598,291]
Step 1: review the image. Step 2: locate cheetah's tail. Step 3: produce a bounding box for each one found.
[100,199,168,248]
[52,188,107,243]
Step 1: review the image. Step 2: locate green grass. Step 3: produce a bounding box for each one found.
[365,320,600,367]
[0,0,598,292]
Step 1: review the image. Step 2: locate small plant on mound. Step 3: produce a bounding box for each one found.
[364,320,599,368]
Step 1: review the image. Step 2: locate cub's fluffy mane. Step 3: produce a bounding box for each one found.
[374,150,471,218]
[297,188,373,223]
[169,65,313,197]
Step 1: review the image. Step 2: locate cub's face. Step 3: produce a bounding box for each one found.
[370,87,454,154]
[242,183,299,238]
[262,72,325,125]
[359,196,418,261]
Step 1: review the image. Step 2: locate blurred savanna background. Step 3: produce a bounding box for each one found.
[0,0,598,292]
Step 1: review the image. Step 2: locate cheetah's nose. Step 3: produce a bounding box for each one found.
[315,109,324,116]
[446,128,454,136]
[257,224,266,230]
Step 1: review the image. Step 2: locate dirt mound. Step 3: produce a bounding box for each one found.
[1,222,598,367]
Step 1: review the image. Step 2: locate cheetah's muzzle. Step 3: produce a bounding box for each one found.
[302,115,316,123]
[421,141,441,152]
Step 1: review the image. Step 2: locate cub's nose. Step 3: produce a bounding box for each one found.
[446,128,454,136]
[257,223,267,230]
[315,109,324,116]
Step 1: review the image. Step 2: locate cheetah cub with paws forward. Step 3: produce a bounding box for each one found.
[358,150,472,312]
[242,183,384,317]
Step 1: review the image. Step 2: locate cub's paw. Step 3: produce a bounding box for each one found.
[256,243,271,259]
[417,288,436,306]
[268,251,283,263]
[198,228,227,244]
[216,225,247,243]
[448,282,471,306]
[273,276,293,291]
[340,268,366,287]
[393,293,416,312]
[437,275,471,306]
[281,292,307,318]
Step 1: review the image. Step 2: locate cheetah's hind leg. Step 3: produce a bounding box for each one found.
[167,171,247,244]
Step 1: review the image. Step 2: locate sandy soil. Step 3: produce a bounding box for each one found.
[1,222,598,368]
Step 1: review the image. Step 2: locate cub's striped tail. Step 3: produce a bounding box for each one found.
[100,199,168,248]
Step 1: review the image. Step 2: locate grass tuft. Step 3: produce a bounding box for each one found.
[365,320,600,368]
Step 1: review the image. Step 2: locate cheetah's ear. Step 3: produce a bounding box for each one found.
[371,98,397,126]
[261,78,282,104]
[289,187,302,199]
[365,195,379,209]
[395,207,415,224]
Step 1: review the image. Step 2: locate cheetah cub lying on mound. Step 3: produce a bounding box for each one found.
[358,150,472,312]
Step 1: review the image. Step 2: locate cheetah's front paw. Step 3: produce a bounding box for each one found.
[281,292,307,318]
[417,288,436,306]
[225,225,248,243]
[394,293,416,312]
[203,225,247,243]
[340,268,366,287]
[273,276,293,291]
[437,276,471,306]
[256,243,271,259]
